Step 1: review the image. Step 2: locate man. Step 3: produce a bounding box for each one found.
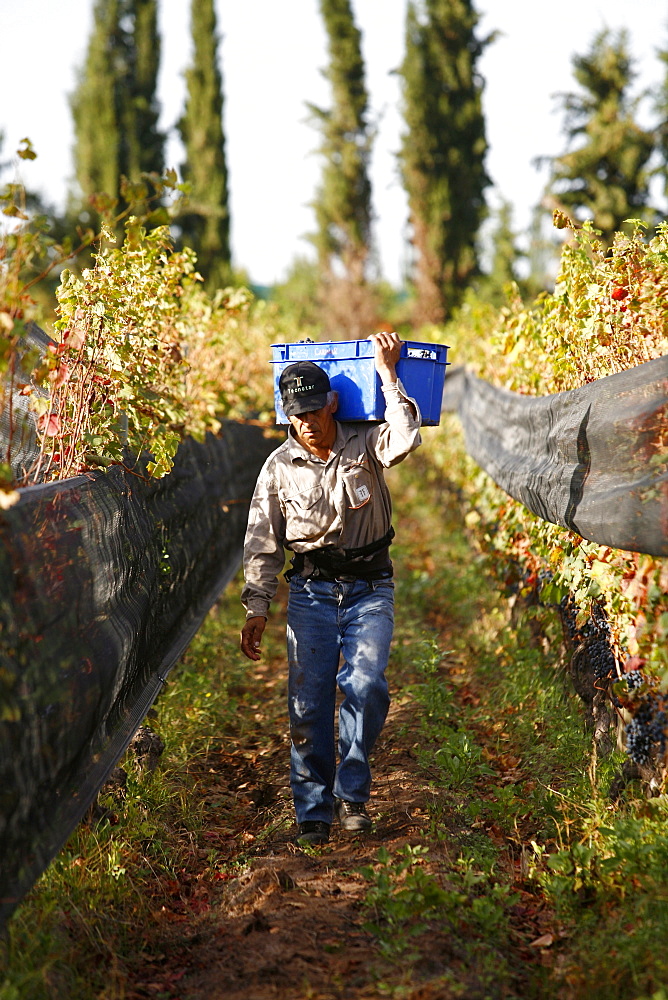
[240,330,421,845]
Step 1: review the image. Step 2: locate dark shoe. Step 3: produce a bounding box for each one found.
[334,798,372,832]
[296,821,330,846]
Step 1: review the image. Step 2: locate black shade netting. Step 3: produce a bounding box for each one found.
[442,356,668,556]
[0,424,276,929]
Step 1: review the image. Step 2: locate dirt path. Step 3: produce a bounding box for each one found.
[118,460,556,1000]
[125,664,445,1000]
[120,637,556,1000]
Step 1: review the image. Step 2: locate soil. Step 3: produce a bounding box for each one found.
[126,693,443,999]
[120,645,553,1000]
[116,469,559,1000]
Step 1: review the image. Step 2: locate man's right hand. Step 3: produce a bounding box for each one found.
[370,329,402,384]
[240,616,266,661]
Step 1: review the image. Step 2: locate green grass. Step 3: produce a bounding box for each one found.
[4,425,668,999]
[0,575,290,1000]
[384,430,668,999]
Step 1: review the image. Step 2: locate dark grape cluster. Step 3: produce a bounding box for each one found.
[559,595,579,641]
[624,700,668,765]
[654,712,668,757]
[588,637,617,680]
[625,716,653,765]
[556,595,667,771]
[623,669,645,692]
[559,595,616,680]
[590,601,611,636]
[580,620,599,640]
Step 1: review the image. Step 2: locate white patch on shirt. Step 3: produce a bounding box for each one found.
[355,484,370,503]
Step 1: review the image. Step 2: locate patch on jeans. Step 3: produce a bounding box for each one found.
[290,719,312,747]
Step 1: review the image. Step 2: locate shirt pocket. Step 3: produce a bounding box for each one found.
[281,484,325,540]
[340,462,373,510]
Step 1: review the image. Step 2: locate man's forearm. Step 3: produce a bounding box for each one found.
[376,360,398,385]
[241,565,279,620]
[242,466,286,620]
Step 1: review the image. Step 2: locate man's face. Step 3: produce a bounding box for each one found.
[288,400,337,451]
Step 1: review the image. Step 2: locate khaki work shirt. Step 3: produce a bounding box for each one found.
[241,382,422,619]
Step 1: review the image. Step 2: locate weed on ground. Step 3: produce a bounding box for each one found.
[3,428,668,999]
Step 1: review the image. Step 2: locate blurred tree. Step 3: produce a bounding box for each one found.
[70,0,164,229]
[655,40,668,204]
[309,0,378,338]
[399,0,491,327]
[126,0,164,181]
[71,0,122,207]
[272,257,322,335]
[545,29,655,245]
[475,199,524,306]
[524,202,562,300]
[178,0,231,290]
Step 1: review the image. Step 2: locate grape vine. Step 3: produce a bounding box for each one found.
[444,214,668,786]
[1,149,279,491]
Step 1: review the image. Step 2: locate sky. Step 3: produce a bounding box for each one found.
[1,1,666,288]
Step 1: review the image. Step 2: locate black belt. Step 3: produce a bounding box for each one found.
[286,526,395,581]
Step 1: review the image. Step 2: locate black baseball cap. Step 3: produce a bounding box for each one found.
[279,361,331,418]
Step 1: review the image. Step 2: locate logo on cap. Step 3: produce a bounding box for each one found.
[279,360,331,417]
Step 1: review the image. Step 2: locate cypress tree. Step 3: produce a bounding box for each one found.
[477,200,523,306]
[125,0,164,181]
[71,0,123,207]
[399,0,491,326]
[178,0,231,290]
[70,0,164,223]
[546,29,655,244]
[309,0,376,338]
[654,41,668,204]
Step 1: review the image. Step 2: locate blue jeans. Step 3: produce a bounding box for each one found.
[286,575,394,824]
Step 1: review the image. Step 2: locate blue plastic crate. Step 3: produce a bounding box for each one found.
[271,339,449,426]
